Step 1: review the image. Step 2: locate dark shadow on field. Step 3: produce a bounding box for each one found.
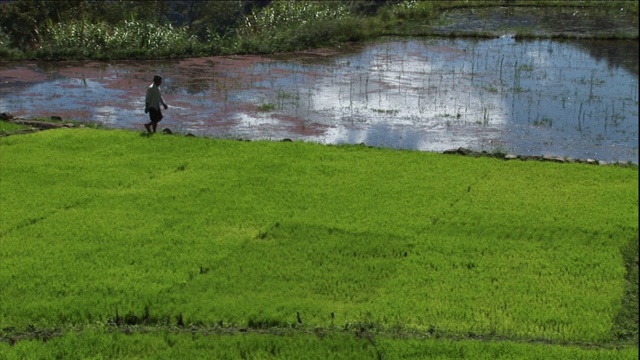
[611,236,639,344]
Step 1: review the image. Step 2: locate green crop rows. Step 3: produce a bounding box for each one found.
[0,128,637,358]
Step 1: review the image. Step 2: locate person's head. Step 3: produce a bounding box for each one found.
[153,75,163,86]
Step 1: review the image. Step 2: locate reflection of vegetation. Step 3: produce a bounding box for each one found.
[577,77,605,86]
[511,86,527,93]
[574,40,639,77]
[257,102,276,112]
[533,117,553,127]
[276,89,299,100]
[372,108,400,115]
[484,86,499,93]
[273,89,300,109]
[180,80,211,95]
[518,64,534,72]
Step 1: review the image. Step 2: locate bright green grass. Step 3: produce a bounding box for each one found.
[0,129,637,357]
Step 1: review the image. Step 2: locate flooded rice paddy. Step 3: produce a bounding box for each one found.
[0,10,638,163]
[429,5,639,39]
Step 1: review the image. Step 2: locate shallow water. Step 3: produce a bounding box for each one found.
[1,27,638,163]
[430,6,639,39]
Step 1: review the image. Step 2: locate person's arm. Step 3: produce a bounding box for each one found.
[145,87,151,112]
[160,91,168,109]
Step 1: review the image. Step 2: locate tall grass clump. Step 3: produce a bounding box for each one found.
[233,0,365,54]
[38,19,202,59]
[378,0,436,22]
[367,0,438,36]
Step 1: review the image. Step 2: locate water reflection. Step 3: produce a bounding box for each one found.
[0,37,637,163]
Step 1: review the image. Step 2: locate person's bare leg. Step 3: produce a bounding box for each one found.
[145,122,152,133]
[152,122,158,133]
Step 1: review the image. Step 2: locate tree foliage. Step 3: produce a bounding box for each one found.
[0,0,84,49]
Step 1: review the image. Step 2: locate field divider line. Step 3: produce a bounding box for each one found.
[2,322,636,350]
[0,197,95,238]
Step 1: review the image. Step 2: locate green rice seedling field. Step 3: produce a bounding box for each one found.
[0,128,637,358]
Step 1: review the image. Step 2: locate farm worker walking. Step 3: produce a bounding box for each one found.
[144,74,169,134]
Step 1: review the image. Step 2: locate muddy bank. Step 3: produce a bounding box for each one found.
[2,113,635,169]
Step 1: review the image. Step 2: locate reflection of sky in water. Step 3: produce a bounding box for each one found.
[1,77,126,123]
[299,39,509,128]
[0,37,637,163]
[237,38,637,162]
